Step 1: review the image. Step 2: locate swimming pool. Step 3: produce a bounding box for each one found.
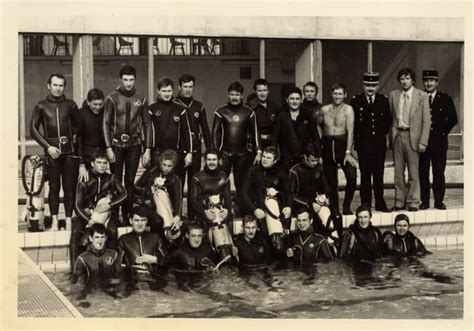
[45,249,463,319]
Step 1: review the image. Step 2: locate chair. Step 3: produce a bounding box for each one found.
[52,35,70,56]
[117,37,134,55]
[153,37,161,55]
[192,38,211,55]
[210,38,222,55]
[93,36,102,55]
[169,38,185,55]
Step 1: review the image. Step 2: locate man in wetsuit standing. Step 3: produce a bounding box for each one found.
[318,83,358,215]
[103,65,152,223]
[174,74,212,219]
[149,77,193,186]
[31,73,80,231]
[212,82,262,215]
[71,150,127,270]
[246,78,280,149]
[190,149,232,231]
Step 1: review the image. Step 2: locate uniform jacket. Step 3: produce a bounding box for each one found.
[389,87,431,151]
[427,91,458,147]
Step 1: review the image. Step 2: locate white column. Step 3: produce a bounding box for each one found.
[19,34,26,159]
[148,37,155,102]
[259,39,265,78]
[367,42,373,72]
[72,35,94,104]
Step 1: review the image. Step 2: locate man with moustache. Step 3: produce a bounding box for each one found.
[174,74,212,218]
[318,83,358,215]
[350,72,391,212]
[419,70,458,210]
[389,68,431,212]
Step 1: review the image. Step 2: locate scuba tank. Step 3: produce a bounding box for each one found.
[90,195,112,227]
[21,155,46,232]
[206,194,234,261]
[263,187,286,252]
[313,194,339,256]
[152,177,181,242]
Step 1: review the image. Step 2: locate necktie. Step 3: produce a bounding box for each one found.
[429,94,433,107]
[402,92,410,126]
[369,96,373,104]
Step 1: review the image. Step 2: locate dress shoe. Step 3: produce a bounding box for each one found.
[391,206,405,211]
[375,206,390,213]
[407,207,418,212]
[419,203,429,210]
[434,202,447,210]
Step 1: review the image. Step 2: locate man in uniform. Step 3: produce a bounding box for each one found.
[31,73,80,231]
[103,65,152,223]
[272,87,320,171]
[318,83,358,215]
[174,74,212,218]
[246,78,280,149]
[389,68,431,212]
[149,77,192,185]
[350,72,391,212]
[419,70,458,210]
[212,82,262,215]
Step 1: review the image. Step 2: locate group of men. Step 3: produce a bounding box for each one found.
[30,64,457,283]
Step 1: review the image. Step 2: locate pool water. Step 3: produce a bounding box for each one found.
[45,249,463,319]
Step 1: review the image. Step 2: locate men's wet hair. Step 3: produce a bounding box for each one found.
[228,81,244,94]
[286,86,302,98]
[157,77,175,90]
[295,206,311,218]
[397,68,416,82]
[331,83,346,93]
[355,204,372,218]
[263,146,279,160]
[130,205,150,220]
[86,88,104,102]
[304,142,321,158]
[242,214,258,227]
[253,78,269,90]
[204,148,220,159]
[91,149,108,162]
[90,223,107,236]
[47,73,67,86]
[179,74,195,86]
[186,221,204,234]
[158,149,178,166]
[303,81,319,94]
[119,65,136,78]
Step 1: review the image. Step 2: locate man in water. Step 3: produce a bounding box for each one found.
[318,83,358,215]
[118,206,168,273]
[72,223,121,284]
[232,215,273,266]
[286,207,334,262]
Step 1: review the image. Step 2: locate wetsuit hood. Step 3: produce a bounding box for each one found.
[203,165,220,176]
[116,85,136,98]
[47,94,66,103]
[298,226,315,239]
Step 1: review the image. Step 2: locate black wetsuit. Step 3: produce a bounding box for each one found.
[71,171,127,269]
[148,98,192,185]
[190,166,233,228]
[340,222,382,261]
[134,167,183,233]
[30,94,80,218]
[287,227,334,263]
[175,95,211,219]
[272,107,320,171]
[233,232,272,266]
[212,102,261,214]
[72,246,121,284]
[381,230,430,257]
[118,231,168,271]
[77,100,106,168]
[289,162,330,209]
[163,241,218,271]
[301,99,322,117]
[103,86,152,221]
[246,98,280,149]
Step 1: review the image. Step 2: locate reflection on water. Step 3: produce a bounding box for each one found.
[46,249,463,319]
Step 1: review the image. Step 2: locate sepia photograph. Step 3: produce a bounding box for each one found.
[1,1,472,330]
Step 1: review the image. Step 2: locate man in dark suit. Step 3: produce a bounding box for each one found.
[389,68,431,212]
[351,72,391,212]
[419,70,458,210]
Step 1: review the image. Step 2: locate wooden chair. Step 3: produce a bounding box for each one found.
[153,37,161,55]
[92,36,103,55]
[192,38,211,55]
[169,38,185,55]
[117,37,134,55]
[52,35,70,56]
[210,38,222,55]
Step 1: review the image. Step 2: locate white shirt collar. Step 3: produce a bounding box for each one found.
[402,86,414,99]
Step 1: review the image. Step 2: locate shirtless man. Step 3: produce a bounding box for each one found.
[318,83,357,215]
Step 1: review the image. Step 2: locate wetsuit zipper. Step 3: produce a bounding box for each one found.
[56,106,61,154]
